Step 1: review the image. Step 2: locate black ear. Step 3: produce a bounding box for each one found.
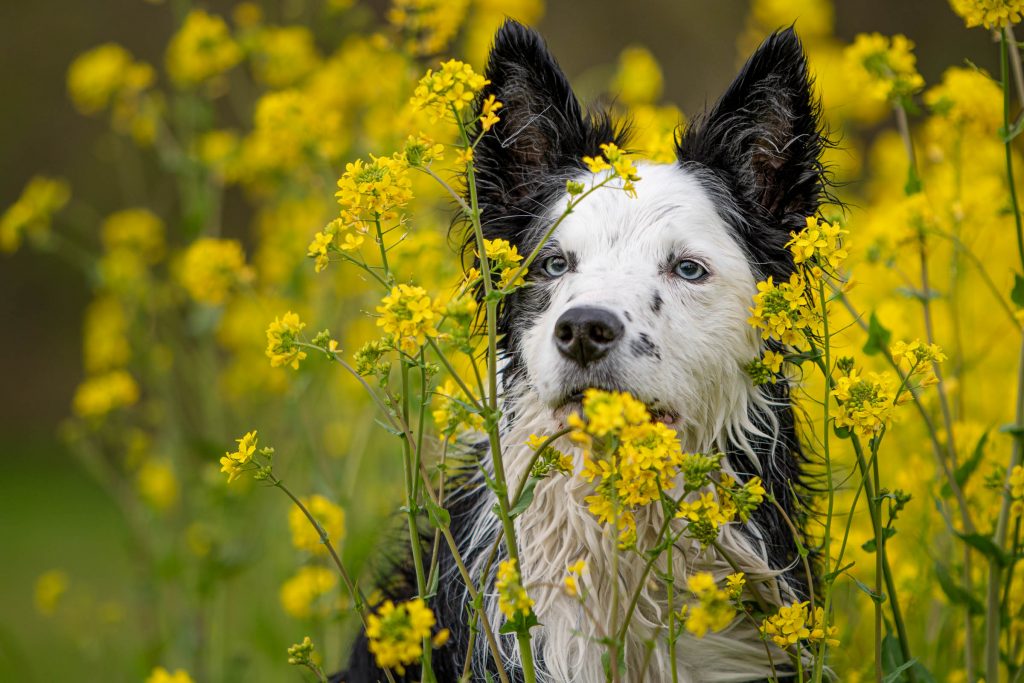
[471,20,624,246]
[677,28,826,278]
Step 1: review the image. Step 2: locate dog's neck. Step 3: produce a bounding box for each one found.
[460,390,797,682]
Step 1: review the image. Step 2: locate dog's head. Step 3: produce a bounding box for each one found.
[469,21,825,442]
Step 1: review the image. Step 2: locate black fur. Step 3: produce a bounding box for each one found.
[339,22,825,682]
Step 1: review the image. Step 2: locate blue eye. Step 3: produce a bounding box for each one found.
[542,255,569,277]
[673,259,708,281]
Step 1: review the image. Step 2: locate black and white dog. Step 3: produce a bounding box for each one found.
[343,19,824,683]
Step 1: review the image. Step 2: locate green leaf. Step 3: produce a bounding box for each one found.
[1013,274,1024,307]
[861,527,897,553]
[508,477,539,519]
[933,561,983,615]
[863,312,892,356]
[851,576,886,603]
[941,431,989,497]
[955,531,1008,566]
[884,659,919,683]
[881,632,906,679]
[425,499,451,530]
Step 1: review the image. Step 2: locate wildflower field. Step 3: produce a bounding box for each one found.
[3,0,1024,681]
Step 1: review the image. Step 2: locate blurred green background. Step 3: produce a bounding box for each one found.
[0,1,999,680]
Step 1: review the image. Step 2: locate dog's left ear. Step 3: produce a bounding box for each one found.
[677,28,824,259]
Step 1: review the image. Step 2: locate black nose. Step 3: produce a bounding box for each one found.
[554,306,624,367]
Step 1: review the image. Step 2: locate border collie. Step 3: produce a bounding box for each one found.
[342,19,823,683]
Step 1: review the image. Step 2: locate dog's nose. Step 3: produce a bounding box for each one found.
[554,306,624,367]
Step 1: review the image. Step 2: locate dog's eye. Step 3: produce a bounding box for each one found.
[541,255,570,277]
[673,259,708,281]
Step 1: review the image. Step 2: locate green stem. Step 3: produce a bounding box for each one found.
[813,281,834,683]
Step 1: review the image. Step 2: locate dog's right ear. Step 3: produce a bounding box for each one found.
[471,20,621,243]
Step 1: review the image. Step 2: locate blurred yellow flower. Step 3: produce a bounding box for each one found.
[145,667,195,683]
[166,10,243,87]
[34,570,69,616]
[496,559,534,619]
[0,176,70,253]
[366,598,437,674]
[950,0,1024,28]
[178,238,253,306]
[136,459,180,511]
[72,370,140,419]
[843,33,924,104]
[612,46,663,106]
[101,209,165,264]
[279,565,338,619]
[289,494,345,555]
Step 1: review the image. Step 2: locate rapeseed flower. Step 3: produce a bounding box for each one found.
[266,311,308,369]
[335,154,413,223]
[72,370,140,419]
[582,143,641,197]
[0,176,70,252]
[950,0,1024,28]
[179,238,253,306]
[145,668,195,683]
[288,493,345,555]
[748,273,822,349]
[843,33,924,104]
[279,566,337,619]
[684,572,737,638]
[496,559,534,619]
[220,430,258,483]
[376,284,441,354]
[366,598,438,674]
[166,10,242,87]
[833,367,898,436]
[410,59,489,121]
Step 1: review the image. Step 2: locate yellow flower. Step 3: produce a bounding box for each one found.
[335,154,413,224]
[479,94,503,132]
[433,379,484,441]
[279,566,338,619]
[307,231,334,273]
[136,459,180,511]
[178,238,253,306]
[366,598,438,674]
[761,601,812,647]
[249,26,320,88]
[289,494,345,555]
[145,667,195,683]
[67,43,144,114]
[266,311,308,370]
[950,0,1024,28]
[684,572,737,638]
[34,570,69,616]
[166,10,242,87]
[612,46,663,106]
[582,143,641,197]
[843,33,924,104]
[482,238,525,290]
[410,59,489,122]
[0,176,71,253]
[72,370,140,419]
[745,350,785,386]
[376,284,441,354]
[389,0,470,56]
[833,367,898,436]
[83,296,131,373]
[786,216,848,274]
[220,430,259,484]
[725,572,746,600]
[102,209,165,264]
[747,273,822,349]
[564,559,587,597]
[496,559,534,619]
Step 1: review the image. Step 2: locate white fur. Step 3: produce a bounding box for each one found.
[460,164,797,681]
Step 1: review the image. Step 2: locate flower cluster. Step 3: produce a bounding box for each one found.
[410,59,489,122]
[571,389,683,546]
[833,366,899,436]
[288,494,346,555]
[843,33,924,104]
[145,668,195,683]
[72,370,140,419]
[335,154,413,224]
[950,0,1024,28]
[482,238,525,290]
[891,339,946,387]
[744,350,785,386]
[266,311,308,370]
[165,9,242,87]
[787,216,848,275]
[66,43,159,144]
[582,143,642,197]
[219,430,258,484]
[306,217,366,273]
[683,572,738,638]
[526,433,574,478]
[178,238,253,306]
[0,176,70,253]
[366,598,439,674]
[761,602,839,650]
[34,570,69,616]
[479,94,503,132]
[496,558,534,619]
[388,0,470,57]
[748,274,822,349]
[279,566,338,619]
[376,284,441,355]
[102,209,165,265]
[1009,465,1024,517]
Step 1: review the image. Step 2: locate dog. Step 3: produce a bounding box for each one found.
[341,19,824,683]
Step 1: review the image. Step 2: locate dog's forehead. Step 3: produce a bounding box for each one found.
[553,163,739,257]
